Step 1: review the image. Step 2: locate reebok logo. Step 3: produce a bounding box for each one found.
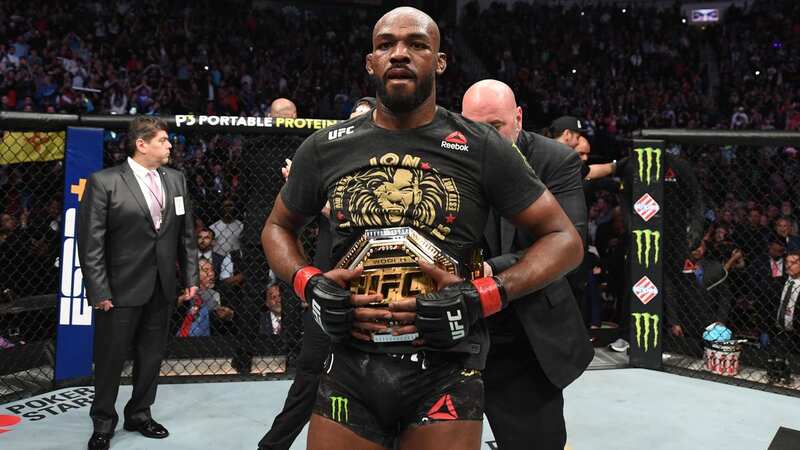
[427,394,459,420]
[664,167,677,182]
[441,131,469,152]
[447,310,465,340]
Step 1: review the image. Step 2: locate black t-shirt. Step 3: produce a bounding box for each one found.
[281,106,546,367]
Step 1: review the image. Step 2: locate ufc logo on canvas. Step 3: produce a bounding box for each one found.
[447,310,465,340]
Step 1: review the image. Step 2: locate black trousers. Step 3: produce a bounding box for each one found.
[90,284,170,433]
[258,308,330,450]
[484,338,566,450]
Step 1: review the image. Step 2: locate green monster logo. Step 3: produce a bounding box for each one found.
[632,229,661,267]
[330,395,349,423]
[632,313,660,351]
[634,147,662,185]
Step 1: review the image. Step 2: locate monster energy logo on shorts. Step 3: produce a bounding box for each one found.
[632,229,660,267]
[634,147,661,185]
[330,395,349,423]
[632,313,659,351]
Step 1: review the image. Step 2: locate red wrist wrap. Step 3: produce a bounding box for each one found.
[293,266,322,302]
[472,277,504,317]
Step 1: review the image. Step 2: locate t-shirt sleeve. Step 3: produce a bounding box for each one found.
[481,129,546,217]
[280,134,326,216]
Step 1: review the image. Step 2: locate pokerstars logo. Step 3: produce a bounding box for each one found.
[3,387,94,423]
[632,276,659,305]
[634,194,660,222]
[441,131,469,152]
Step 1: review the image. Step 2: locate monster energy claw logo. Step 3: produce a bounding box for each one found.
[330,395,349,423]
[632,313,659,351]
[634,147,662,185]
[632,229,660,267]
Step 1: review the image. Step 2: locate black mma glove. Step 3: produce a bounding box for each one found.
[415,277,507,348]
[293,266,353,342]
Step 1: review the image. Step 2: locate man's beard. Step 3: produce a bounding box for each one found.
[373,71,434,115]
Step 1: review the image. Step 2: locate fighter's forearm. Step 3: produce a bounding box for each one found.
[262,220,310,284]
[497,227,582,301]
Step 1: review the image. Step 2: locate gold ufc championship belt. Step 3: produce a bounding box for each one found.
[336,227,480,343]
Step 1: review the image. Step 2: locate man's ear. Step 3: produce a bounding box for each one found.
[366,53,374,76]
[135,138,145,156]
[435,52,447,75]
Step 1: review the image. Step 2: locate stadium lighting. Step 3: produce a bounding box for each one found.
[622,8,627,13]
[755,70,761,76]
[571,69,577,74]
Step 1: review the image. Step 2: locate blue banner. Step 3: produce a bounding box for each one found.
[54,128,103,381]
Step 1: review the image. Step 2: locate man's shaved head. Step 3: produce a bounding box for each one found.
[462,79,522,143]
[373,7,440,52]
[269,98,297,118]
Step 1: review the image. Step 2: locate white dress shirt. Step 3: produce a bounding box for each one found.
[770,258,784,278]
[270,312,281,335]
[779,277,799,331]
[127,157,164,215]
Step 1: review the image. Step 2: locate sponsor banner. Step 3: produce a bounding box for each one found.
[1,387,94,432]
[629,142,665,370]
[0,131,65,164]
[54,128,102,381]
[174,115,338,130]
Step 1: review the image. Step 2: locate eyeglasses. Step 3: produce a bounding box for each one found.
[787,258,800,267]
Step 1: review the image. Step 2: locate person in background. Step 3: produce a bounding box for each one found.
[176,258,234,337]
[462,79,592,450]
[77,117,198,450]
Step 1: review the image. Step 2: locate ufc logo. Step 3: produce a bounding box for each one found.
[59,208,91,326]
[327,126,354,141]
[446,310,465,340]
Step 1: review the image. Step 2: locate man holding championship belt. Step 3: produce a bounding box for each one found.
[261,7,582,450]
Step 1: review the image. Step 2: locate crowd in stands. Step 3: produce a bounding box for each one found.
[1,0,800,373]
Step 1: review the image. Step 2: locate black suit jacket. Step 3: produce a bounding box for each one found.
[484,130,593,389]
[78,162,199,307]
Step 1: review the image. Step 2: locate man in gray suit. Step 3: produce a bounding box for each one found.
[78,117,198,450]
[463,80,593,450]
